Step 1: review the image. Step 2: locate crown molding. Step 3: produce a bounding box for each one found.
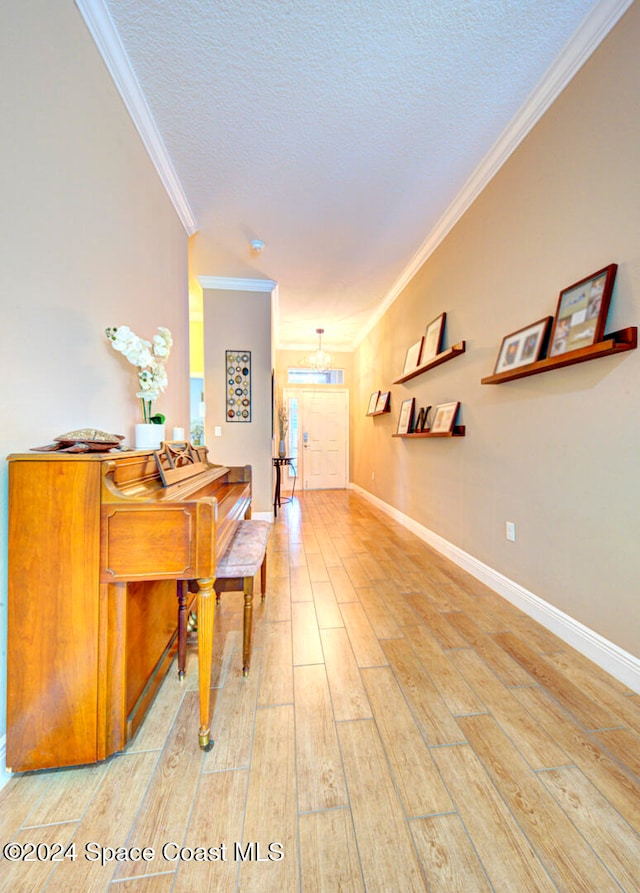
[191,278,278,321]
[198,276,278,292]
[357,0,634,348]
[74,0,198,236]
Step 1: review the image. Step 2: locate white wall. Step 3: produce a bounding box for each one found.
[0,1,190,773]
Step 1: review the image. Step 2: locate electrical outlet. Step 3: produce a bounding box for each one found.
[505,521,516,542]
[214,426,222,437]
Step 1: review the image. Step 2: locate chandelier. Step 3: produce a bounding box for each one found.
[307,328,331,372]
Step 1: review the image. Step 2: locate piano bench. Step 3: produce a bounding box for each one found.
[177,520,271,680]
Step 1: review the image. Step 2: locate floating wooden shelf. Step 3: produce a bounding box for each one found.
[393,425,466,438]
[367,408,390,417]
[394,340,466,384]
[481,327,637,385]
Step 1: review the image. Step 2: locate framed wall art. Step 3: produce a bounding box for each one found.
[367,391,380,414]
[493,317,552,374]
[226,350,252,422]
[549,264,617,357]
[402,337,424,375]
[430,401,459,434]
[423,312,446,362]
[375,391,391,413]
[396,397,415,435]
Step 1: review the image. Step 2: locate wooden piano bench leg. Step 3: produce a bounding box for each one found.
[196,576,216,751]
[260,552,267,602]
[242,576,254,677]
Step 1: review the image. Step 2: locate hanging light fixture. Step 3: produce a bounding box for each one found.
[308,328,331,371]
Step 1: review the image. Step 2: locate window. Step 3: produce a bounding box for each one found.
[287,368,344,384]
[190,376,205,444]
[288,396,299,476]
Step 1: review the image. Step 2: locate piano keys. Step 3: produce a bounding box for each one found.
[6,443,251,772]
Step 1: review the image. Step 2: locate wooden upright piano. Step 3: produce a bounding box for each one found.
[6,444,251,772]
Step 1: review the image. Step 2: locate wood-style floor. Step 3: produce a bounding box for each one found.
[1,489,639,892]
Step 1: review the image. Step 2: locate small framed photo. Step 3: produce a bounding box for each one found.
[396,398,415,435]
[549,264,617,357]
[375,390,390,412]
[423,313,446,362]
[493,317,552,374]
[430,401,459,434]
[402,337,424,374]
[367,391,380,414]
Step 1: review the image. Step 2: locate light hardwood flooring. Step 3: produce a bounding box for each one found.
[1,489,639,892]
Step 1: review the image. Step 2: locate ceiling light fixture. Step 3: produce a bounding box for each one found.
[250,239,265,253]
[308,328,331,372]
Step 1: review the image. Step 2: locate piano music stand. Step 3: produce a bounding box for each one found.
[272,456,296,517]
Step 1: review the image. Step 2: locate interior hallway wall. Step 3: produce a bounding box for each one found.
[352,2,640,664]
[202,287,274,516]
[0,0,190,770]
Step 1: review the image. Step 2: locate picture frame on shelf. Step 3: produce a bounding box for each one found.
[367,391,380,414]
[396,398,415,435]
[402,337,424,375]
[375,390,390,412]
[423,313,446,362]
[493,317,553,374]
[430,401,459,434]
[549,264,617,357]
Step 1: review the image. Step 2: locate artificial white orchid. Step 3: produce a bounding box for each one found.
[106,325,173,423]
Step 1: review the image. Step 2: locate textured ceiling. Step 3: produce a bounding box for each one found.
[92,0,623,351]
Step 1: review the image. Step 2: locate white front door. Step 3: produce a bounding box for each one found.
[297,389,348,490]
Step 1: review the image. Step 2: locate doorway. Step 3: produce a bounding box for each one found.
[284,388,349,490]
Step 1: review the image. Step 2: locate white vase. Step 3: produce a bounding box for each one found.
[135,423,165,450]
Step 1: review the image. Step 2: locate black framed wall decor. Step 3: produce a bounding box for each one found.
[226,350,252,422]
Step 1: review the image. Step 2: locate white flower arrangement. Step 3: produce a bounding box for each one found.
[106,325,173,423]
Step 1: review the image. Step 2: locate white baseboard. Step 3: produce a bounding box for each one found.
[253,511,273,523]
[350,483,640,693]
[0,736,10,790]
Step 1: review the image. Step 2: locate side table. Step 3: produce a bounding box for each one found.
[272,456,296,517]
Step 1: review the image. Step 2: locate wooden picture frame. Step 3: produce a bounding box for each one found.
[375,391,390,412]
[402,337,424,375]
[493,317,552,374]
[430,401,459,434]
[549,264,617,357]
[367,391,380,414]
[396,398,415,435]
[423,313,446,362]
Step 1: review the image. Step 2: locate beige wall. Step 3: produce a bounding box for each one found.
[352,3,640,660]
[203,288,274,514]
[0,2,190,753]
